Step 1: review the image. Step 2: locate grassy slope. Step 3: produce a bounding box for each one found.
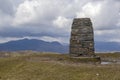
[0,53,120,80]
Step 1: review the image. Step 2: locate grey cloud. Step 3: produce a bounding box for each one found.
[0,25,70,38]
[92,0,120,30]
[0,0,120,43]
[0,0,14,15]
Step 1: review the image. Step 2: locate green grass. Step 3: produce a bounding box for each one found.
[0,52,120,80]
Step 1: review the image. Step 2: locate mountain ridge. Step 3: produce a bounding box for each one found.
[0,38,68,53]
[0,39,120,53]
[95,41,120,52]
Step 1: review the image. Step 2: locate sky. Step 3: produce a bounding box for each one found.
[0,0,120,44]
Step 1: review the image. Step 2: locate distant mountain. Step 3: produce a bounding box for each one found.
[0,39,69,53]
[0,39,120,53]
[95,41,120,52]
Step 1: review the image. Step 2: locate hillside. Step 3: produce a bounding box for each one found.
[95,41,120,52]
[0,39,68,53]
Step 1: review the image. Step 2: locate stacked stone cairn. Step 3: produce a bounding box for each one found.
[70,18,95,57]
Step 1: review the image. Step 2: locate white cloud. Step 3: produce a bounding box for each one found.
[13,0,63,26]
[40,36,70,44]
[53,16,72,28]
[76,2,102,18]
[0,0,120,43]
[94,29,120,42]
[95,30,116,36]
[76,0,120,30]
[94,0,120,29]
[40,36,61,42]
[0,37,23,43]
[13,0,38,26]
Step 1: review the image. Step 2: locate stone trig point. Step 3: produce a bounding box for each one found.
[70,18,100,62]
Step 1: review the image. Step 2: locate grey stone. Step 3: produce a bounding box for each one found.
[70,18,95,57]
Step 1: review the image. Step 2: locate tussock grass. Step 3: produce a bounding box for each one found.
[0,52,120,80]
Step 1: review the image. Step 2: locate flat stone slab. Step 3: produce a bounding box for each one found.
[70,56,101,63]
